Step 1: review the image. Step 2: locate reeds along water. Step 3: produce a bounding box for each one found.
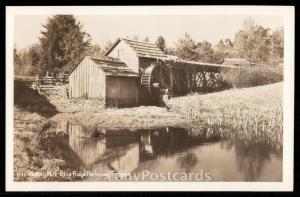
[174,97,283,150]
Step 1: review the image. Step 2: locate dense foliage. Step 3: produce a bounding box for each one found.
[221,65,283,88]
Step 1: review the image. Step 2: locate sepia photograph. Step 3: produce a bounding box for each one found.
[6,6,294,191]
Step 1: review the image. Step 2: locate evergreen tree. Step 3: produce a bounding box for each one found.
[39,15,91,74]
[156,35,166,52]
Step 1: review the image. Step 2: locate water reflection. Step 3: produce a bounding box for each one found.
[38,114,282,181]
[69,124,106,166]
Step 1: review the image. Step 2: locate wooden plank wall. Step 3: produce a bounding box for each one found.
[105,76,139,107]
[107,41,139,73]
[69,56,106,98]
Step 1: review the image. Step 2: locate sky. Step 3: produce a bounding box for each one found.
[14,15,283,49]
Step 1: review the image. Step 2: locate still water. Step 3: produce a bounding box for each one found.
[39,114,282,182]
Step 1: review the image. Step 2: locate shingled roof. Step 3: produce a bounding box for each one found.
[68,55,138,77]
[91,56,138,77]
[105,38,168,59]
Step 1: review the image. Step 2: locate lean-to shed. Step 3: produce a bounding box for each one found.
[68,55,139,107]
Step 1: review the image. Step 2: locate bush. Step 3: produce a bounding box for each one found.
[221,65,283,88]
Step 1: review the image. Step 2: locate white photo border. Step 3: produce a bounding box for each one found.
[5,5,295,191]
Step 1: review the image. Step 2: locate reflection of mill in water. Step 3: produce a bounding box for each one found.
[66,123,201,174]
[47,114,283,181]
[68,123,141,174]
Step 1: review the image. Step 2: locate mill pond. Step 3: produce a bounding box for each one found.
[21,112,282,182]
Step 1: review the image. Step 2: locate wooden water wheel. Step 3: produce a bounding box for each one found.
[141,62,171,99]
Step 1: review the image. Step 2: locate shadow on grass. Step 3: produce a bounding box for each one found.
[14,80,59,118]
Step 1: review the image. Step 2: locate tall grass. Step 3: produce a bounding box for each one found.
[14,107,78,181]
[221,65,283,88]
[169,83,283,149]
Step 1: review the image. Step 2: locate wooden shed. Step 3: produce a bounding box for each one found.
[68,55,139,107]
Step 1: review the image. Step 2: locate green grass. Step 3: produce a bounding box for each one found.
[169,82,283,149]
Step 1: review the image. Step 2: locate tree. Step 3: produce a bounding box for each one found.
[28,43,42,74]
[87,43,102,56]
[103,40,113,53]
[143,36,150,42]
[214,39,237,63]
[253,26,271,63]
[156,35,166,52]
[234,17,257,60]
[195,40,214,62]
[234,17,272,64]
[14,44,42,75]
[224,39,233,48]
[14,46,21,75]
[165,47,176,56]
[39,15,91,74]
[174,33,198,61]
[14,45,21,66]
[271,27,284,65]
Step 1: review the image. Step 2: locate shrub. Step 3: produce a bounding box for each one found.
[221,65,283,88]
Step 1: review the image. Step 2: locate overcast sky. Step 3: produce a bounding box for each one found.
[14,15,283,49]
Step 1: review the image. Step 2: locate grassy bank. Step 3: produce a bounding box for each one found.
[14,107,80,181]
[169,82,283,149]
[71,83,283,149]
[71,106,192,130]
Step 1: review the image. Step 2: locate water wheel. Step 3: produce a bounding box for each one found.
[141,62,171,99]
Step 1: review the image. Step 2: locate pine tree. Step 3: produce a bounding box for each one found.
[39,15,91,74]
[156,35,166,52]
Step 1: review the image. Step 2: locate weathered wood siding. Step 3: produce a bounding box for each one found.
[105,76,139,107]
[107,41,139,73]
[69,56,106,98]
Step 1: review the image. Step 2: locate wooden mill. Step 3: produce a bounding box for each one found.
[67,38,239,107]
[104,38,237,105]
